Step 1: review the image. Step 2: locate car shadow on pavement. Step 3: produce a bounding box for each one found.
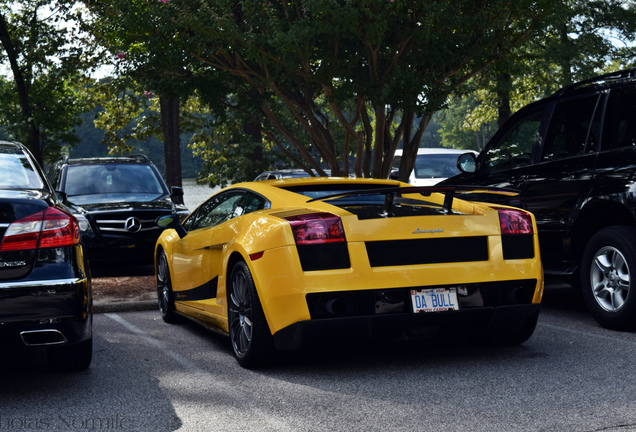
[0,337,183,431]
[541,282,587,312]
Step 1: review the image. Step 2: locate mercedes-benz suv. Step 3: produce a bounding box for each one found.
[441,68,636,331]
[47,155,189,266]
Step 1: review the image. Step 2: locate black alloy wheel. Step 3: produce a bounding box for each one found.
[581,226,636,330]
[157,250,179,323]
[227,260,274,368]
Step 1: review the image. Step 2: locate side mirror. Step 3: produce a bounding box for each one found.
[457,153,477,174]
[156,214,187,239]
[171,186,185,205]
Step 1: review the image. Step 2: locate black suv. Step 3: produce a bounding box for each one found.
[441,68,636,331]
[48,155,189,266]
[0,141,92,370]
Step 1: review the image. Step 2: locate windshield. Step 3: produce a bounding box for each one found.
[412,154,463,179]
[63,163,166,203]
[0,152,45,189]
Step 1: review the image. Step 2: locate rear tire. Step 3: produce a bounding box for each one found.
[157,250,179,324]
[581,226,636,330]
[227,260,274,368]
[48,338,93,371]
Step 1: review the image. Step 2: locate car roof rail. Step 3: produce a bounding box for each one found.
[125,154,151,163]
[554,68,636,96]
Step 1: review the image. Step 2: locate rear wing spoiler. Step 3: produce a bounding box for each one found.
[308,185,519,215]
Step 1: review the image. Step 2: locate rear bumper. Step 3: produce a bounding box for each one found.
[0,277,92,347]
[272,303,541,351]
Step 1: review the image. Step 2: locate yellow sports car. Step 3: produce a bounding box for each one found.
[155,177,543,368]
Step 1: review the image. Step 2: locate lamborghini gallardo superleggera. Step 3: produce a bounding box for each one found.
[154,177,543,368]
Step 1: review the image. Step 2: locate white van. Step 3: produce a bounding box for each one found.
[392,148,478,186]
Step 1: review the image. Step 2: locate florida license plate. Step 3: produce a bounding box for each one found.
[411,288,459,313]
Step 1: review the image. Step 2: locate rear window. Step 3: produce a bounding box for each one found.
[282,183,461,218]
[0,152,44,189]
[282,183,396,200]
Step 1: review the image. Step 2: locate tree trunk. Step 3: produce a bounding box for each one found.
[560,23,573,87]
[0,12,42,164]
[243,118,263,180]
[399,114,431,183]
[160,96,182,190]
[496,71,512,128]
[371,105,386,178]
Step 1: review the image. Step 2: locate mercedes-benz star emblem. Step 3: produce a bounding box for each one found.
[124,217,142,233]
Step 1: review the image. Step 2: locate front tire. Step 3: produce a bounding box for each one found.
[157,250,179,323]
[581,226,636,330]
[228,260,274,368]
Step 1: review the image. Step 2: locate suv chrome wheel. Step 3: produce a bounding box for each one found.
[590,246,630,313]
[581,226,636,330]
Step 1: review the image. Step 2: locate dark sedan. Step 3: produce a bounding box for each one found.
[0,142,92,370]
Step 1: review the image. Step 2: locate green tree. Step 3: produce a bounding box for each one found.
[84,0,556,182]
[82,0,226,188]
[0,1,98,165]
[467,0,636,130]
[438,95,496,152]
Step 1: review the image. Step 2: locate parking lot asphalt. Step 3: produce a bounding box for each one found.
[93,298,156,314]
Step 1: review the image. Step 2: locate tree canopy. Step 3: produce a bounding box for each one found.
[1,1,633,182]
[0,1,99,165]
[86,0,557,182]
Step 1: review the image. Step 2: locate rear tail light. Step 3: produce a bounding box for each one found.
[0,207,80,251]
[283,212,346,245]
[496,208,534,235]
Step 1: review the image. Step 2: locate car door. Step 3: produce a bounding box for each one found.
[594,85,636,199]
[459,105,547,208]
[523,93,602,270]
[171,190,246,311]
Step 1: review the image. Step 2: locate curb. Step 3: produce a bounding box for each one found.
[93,300,157,314]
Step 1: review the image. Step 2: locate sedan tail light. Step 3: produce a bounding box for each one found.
[283,212,346,245]
[496,208,534,235]
[0,207,80,251]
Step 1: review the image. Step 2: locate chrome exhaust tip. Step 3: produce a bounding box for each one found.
[20,329,67,346]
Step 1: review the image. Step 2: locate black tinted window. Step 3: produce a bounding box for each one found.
[481,110,544,172]
[542,94,601,161]
[602,87,636,150]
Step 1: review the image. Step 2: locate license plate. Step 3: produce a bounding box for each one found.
[410,288,459,313]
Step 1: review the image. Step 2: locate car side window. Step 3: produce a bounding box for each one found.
[188,191,245,231]
[541,94,601,161]
[481,110,544,173]
[233,192,268,217]
[602,87,636,150]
